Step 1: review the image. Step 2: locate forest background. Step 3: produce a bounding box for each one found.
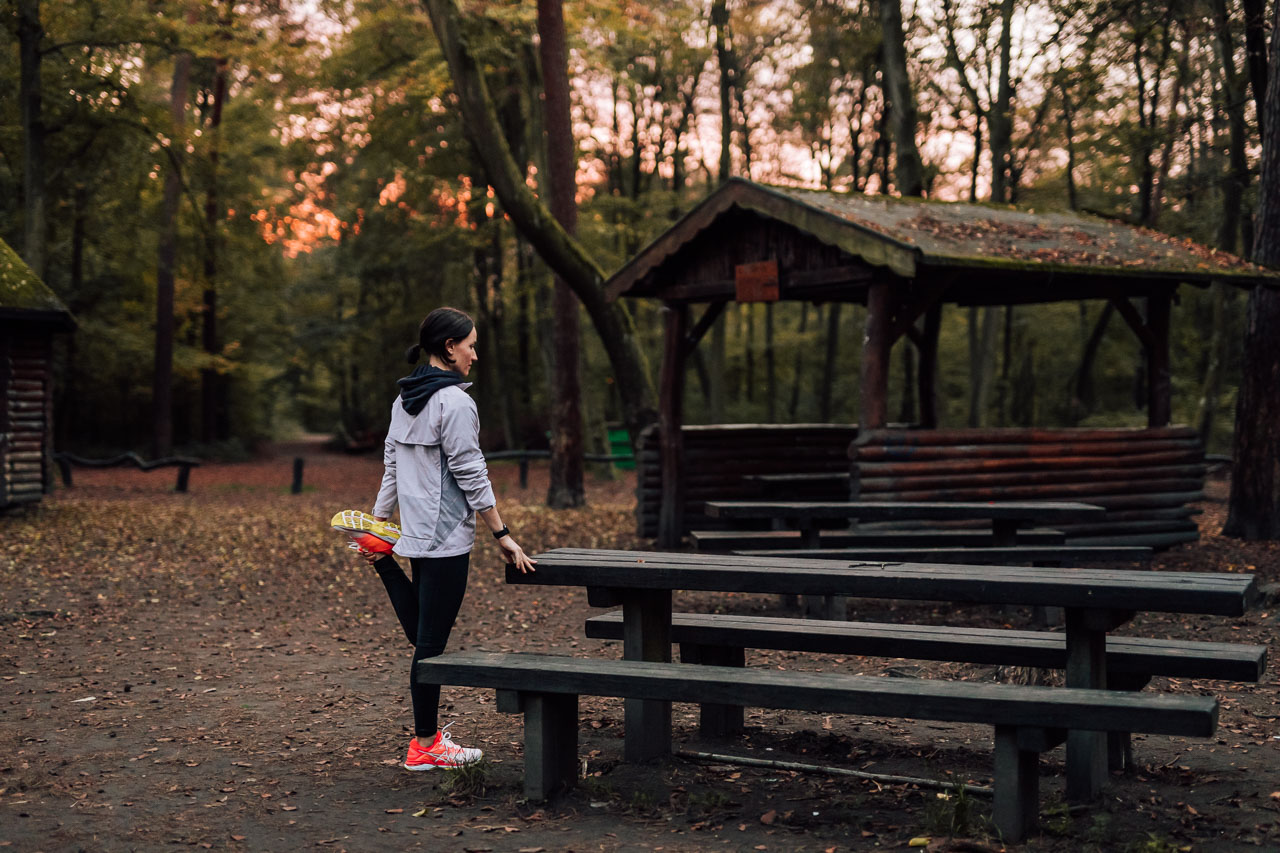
[2,0,1270,472]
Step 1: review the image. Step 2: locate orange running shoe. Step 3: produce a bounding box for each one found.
[403,724,484,771]
[330,509,401,555]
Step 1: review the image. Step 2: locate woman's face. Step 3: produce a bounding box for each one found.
[447,327,478,376]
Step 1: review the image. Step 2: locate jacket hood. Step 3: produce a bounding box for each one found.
[397,364,466,416]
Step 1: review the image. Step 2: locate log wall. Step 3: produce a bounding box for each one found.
[2,327,53,509]
[852,426,1206,548]
[636,424,858,538]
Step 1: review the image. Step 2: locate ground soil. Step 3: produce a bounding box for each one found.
[2,442,1278,853]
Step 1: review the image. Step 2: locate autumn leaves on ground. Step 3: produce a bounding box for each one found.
[2,444,1279,852]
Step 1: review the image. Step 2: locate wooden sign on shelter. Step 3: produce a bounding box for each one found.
[734,260,780,302]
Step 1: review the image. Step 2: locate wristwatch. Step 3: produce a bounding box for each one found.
[493,525,510,540]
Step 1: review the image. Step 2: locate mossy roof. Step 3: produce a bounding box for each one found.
[0,238,73,328]
[606,179,1280,300]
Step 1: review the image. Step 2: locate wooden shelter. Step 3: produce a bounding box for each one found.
[1,239,74,510]
[606,179,1280,546]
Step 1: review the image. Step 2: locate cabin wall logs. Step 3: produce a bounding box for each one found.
[852,426,1206,548]
[1,328,54,508]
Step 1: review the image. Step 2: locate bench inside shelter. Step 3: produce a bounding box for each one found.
[639,424,1205,550]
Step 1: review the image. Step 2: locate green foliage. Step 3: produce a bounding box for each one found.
[2,0,1264,454]
[921,784,980,838]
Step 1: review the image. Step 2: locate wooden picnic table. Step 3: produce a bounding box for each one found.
[704,499,1106,548]
[506,547,1258,801]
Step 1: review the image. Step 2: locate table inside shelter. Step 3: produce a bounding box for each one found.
[506,548,1258,800]
[704,500,1106,549]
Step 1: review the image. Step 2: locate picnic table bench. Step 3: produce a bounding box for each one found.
[418,650,1218,842]
[584,610,1264,767]
[690,527,1068,551]
[731,545,1152,564]
[506,548,1259,803]
[704,500,1106,549]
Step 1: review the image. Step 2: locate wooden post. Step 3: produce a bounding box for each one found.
[1064,608,1109,802]
[681,644,746,738]
[291,457,304,494]
[175,463,191,493]
[917,303,941,429]
[993,726,1040,843]
[623,589,672,762]
[1146,291,1172,427]
[657,303,689,548]
[860,282,892,429]
[523,692,579,801]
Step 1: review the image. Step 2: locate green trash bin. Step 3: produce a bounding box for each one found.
[607,428,635,470]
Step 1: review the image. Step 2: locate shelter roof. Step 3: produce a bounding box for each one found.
[0,238,74,328]
[606,179,1280,301]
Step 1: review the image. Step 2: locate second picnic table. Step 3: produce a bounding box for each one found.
[703,499,1107,549]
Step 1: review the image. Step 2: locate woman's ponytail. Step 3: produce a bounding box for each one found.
[410,307,474,367]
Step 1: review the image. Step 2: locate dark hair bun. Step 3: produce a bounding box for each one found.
[415,307,475,366]
[405,343,423,364]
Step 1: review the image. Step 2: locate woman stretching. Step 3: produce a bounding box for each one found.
[332,306,535,771]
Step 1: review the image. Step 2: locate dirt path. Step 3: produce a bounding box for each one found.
[1,452,1278,852]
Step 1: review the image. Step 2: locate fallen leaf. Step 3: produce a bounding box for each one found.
[760,810,776,825]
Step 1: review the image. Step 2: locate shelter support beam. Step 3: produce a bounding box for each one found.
[1109,293,1172,427]
[683,300,728,358]
[657,303,690,548]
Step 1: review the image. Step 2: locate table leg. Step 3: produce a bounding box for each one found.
[798,519,820,550]
[623,589,672,762]
[992,518,1018,547]
[1064,608,1108,802]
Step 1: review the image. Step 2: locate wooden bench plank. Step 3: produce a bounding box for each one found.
[583,612,1268,683]
[705,500,1107,522]
[690,528,1068,550]
[517,550,1258,615]
[417,651,1218,843]
[730,546,1153,564]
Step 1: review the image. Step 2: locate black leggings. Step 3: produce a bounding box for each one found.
[372,552,470,739]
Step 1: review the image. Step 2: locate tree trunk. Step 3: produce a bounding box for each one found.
[897,340,916,424]
[1196,283,1228,447]
[878,0,924,196]
[988,0,1015,203]
[202,57,228,444]
[154,38,193,458]
[1212,0,1249,254]
[1061,83,1079,210]
[1070,301,1114,424]
[1241,0,1268,129]
[969,111,983,203]
[967,306,998,427]
[712,0,734,184]
[1224,1,1280,540]
[789,303,809,421]
[421,0,656,444]
[819,304,841,421]
[537,0,584,508]
[17,0,46,277]
[765,303,776,422]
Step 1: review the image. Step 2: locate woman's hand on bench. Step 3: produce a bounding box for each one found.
[500,535,536,574]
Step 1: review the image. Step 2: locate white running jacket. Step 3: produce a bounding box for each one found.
[372,384,496,558]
